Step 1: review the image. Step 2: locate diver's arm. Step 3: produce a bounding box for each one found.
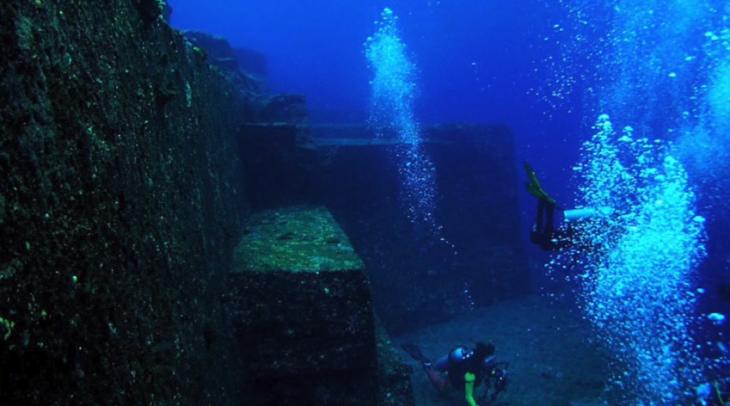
[464,372,478,406]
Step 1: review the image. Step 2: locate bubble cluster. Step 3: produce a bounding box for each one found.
[542,1,707,127]
[365,9,439,232]
[675,27,730,186]
[532,1,615,113]
[568,115,706,404]
[541,1,730,402]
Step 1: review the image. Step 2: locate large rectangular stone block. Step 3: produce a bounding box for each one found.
[228,205,379,405]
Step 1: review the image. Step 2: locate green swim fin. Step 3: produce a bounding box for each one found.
[523,162,555,204]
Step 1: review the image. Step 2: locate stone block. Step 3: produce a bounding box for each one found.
[228,206,380,406]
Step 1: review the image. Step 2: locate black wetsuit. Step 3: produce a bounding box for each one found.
[531,200,573,251]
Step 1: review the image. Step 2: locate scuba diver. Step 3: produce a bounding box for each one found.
[402,342,509,406]
[523,161,612,251]
[523,161,573,251]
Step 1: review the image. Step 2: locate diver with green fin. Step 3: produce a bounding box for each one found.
[523,162,611,251]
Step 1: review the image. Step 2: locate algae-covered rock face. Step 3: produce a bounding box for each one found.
[0,0,248,404]
[233,205,365,273]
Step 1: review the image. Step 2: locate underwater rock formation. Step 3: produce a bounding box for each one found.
[236,122,319,209]
[0,1,524,405]
[0,0,248,404]
[239,122,528,334]
[182,30,268,95]
[181,31,307,125]
[227,206,413,406]
[321,124,529,334]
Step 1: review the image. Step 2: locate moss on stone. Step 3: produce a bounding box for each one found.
[232,205,364,273]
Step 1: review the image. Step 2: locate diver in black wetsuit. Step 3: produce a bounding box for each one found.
[523,162,616,251]
[523,162,574,251]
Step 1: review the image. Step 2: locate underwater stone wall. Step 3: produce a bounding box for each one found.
[0,1,248,405]
[240,123,528,335]
[321,124,529,334]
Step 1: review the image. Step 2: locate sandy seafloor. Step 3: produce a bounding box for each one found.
[393,295,612,406]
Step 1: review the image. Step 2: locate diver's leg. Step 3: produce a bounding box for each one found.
[545,202,555,235]
[424,367,447,391]
[541,203,564,251]
[423,354,448,391]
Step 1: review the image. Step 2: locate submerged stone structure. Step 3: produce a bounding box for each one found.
[240,123,528,334]
[0,0,523,404]
[0,0,249,404]
[227,206,413,406]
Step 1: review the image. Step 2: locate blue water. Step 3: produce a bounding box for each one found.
[171,0,730,404]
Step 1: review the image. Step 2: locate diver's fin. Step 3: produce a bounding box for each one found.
[523,161,556,204]
[524,182,544,200]
[401,343,430,364]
